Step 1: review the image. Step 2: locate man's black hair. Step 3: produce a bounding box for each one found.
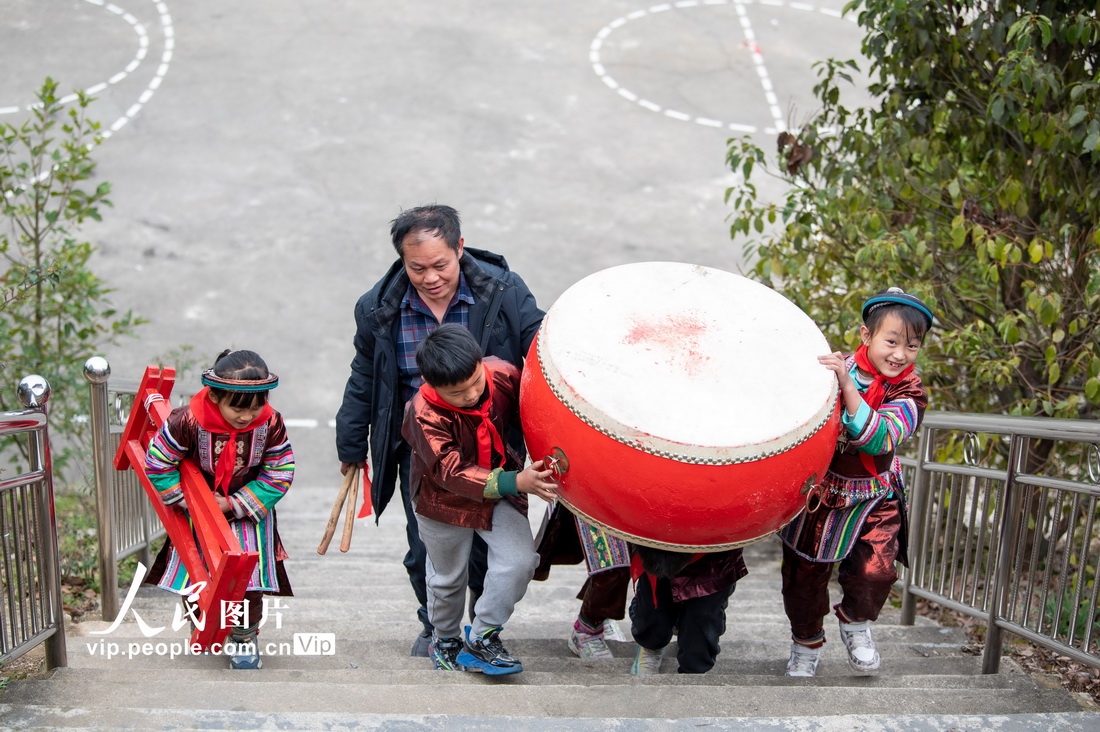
[416,323,483,388]
[390,204,462,256]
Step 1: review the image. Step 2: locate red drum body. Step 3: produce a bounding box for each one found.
[520,262,840,551]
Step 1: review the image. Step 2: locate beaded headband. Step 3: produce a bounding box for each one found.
[201,369,279,392]
[861,287,934,330]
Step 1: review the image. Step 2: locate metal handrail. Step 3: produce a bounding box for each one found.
[900,410,1100,672]
[83,357,167,621]
[0,375,67,669]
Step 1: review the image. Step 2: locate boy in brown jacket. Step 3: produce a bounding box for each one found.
[402,324,556,675]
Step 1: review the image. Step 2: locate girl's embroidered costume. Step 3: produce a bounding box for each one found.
[144,383,295,597]
[779,344,927,645]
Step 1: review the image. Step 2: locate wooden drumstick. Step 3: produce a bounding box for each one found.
[339,466,360,553]
[317,467,355,555]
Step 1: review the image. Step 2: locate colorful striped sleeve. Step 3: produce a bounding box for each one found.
[145,420,188,506]
[232,414,294,522]
[848,396,920,456]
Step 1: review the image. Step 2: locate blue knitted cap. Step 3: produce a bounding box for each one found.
[861,287,934,330]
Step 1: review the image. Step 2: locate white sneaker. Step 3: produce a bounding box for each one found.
[630,645,664,675]
[839,619,880,674]
[602,618,629,642]
[785,642,821,677]
[568,628,614,659]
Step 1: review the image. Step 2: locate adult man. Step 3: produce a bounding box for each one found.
[336,204,544,656]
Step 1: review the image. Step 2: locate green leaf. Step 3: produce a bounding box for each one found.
[1087,377,1100,402]
[1067,107,1088,128]
[1028,240,1043,263]
[1039,299,1058,325]
[991,96,1005,121]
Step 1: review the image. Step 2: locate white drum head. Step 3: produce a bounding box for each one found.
[538,262,836,462]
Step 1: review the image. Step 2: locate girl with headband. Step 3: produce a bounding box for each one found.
[144,349,294,669]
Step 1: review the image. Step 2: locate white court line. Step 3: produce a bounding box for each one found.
[284,419,320,429]
[14,1,148,112]
[589,1,855,135]
[733,1,784,132]
[1,0,174,149]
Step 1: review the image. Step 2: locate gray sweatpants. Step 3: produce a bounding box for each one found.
[416,500,537,640]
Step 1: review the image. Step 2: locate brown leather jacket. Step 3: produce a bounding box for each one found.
[401,357,527,530]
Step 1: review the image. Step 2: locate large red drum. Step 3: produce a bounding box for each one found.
[520,262,841,551]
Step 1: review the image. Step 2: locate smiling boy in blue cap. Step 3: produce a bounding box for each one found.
[779,287,934,678]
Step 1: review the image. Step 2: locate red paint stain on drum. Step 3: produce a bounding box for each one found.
[623,313,708,375]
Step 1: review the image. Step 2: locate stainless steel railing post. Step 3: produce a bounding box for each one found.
[83,357,119,621]
[900,422,935,625]
[18,375,67,669]
[982,430,1024,674]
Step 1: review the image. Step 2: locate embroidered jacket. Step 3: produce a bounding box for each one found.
[822,355,928,503]
[632,548,748,603]
[780,355,927,563]
[144,406,295,594]
[146,407,294,520]
[401,357,527,531]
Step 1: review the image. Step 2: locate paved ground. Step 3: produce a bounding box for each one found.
[2,0,867,486]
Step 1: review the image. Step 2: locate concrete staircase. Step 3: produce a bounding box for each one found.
[2,481,1098,731]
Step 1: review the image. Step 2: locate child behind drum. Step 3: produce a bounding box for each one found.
[401,324,557,675]
[628,544,747,675]
[779,287,933,677]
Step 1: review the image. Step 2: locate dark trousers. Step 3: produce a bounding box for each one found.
[577,567,631,624]
[629,575,736,674]
[781,496,902,643]
[398,447,487,632]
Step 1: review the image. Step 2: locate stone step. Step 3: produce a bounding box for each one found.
[68,617,968,649]
[1,705,1097,732]
[0,677,1082,718]
[12,487,1086,729]
[43,664,1041,690]
[64,639,982,675]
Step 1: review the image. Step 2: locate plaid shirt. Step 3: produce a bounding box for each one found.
[397,273,474,403]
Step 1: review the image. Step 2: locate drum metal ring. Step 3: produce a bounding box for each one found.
[804,485,823,513]
[544,447,569,479]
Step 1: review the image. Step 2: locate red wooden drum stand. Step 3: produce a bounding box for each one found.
[520,262,840,551]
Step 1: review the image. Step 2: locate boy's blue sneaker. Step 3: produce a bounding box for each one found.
[227,629,261,670]
[456,625,523,675]
[429,636,466,671]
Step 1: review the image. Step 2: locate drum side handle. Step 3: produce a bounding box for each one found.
[545,446,569,479]
[800,473,823,513]
[804,484,824,513]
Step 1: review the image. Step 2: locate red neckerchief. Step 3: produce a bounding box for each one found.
[630,552,704,608]
[190,387,273,497]
[418,365,505,470]
[853,344,914,477]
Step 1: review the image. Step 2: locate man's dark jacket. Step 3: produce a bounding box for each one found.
[335,247,544,520]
